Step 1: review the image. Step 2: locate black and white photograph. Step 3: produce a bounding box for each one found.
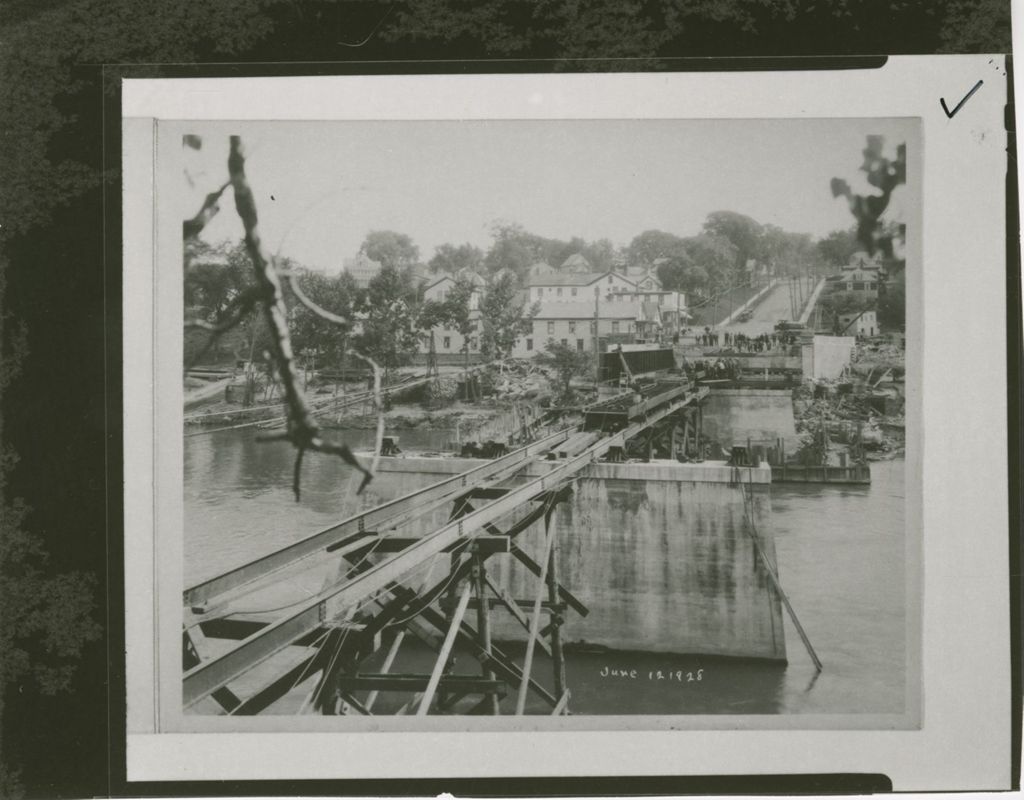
[121,62,1011,787]
[174,115,918,722]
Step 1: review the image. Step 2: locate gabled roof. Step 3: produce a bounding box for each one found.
[561,253,592,272]
[528,270,636,288]
[424,274,454,291]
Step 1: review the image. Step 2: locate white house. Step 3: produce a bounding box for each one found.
[527,270,637,304]
[837,308,878,337]
[510,299,651,358]
[420,271,487,357]
[827,251,886,297]
[342,252,383,287]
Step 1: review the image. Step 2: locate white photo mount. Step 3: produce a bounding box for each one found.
[123,56,1012,789]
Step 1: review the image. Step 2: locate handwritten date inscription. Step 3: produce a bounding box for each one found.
[599,666,703,682]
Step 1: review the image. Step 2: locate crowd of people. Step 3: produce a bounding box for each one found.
[691,327,798,351]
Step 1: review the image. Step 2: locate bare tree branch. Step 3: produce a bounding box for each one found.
[183,286,264,370]
[183,181,231,241]
[226,135,373,500]
[284,269,385,480]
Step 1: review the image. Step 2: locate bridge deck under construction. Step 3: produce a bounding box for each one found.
[183,381,710,717]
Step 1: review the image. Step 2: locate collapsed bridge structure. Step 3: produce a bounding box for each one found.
[183,379,718,716]
[184,367,818,717]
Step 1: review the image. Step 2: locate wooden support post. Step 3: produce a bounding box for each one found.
[364,630,405,712]
[545,509,567,703]
[473,556,500,715]
[417,582,472,716]
[696,404,703,458]
[516,514,558,715]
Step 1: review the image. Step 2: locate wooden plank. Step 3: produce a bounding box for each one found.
[551,690,571,716]
[357,535,510,555]
[483,573,552,658]
[336,674,505,693]
[509,544,589,618]
[417,582,472,715]
[363,630,405,712]
[516,516,557,715]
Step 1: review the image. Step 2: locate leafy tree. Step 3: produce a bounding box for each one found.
[415,297,452,364]
[183,240,252,318]
[355,263,420,377]
[288,269,361,372]
[626,229,687,267]
[483,221,569,281]
[361,230,420,271]
[428,242,484,274]
[702,211,763,278]
[580,238,618,273]
[680,233,738,294]
[817,228,860,269]
[817,290,864,318]
[536,339,592,403]
[877,274,906,330]
[479,272,537,361]
[443,276,479,385]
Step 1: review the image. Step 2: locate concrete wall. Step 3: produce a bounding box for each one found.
[801,335,855,380]
[700,388,800,454]
[729,353,802,371]
[361,457,787,661]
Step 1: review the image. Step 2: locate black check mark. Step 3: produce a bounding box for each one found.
[940,80,983,118]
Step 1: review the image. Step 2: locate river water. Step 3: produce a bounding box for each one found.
[184,428,907,716]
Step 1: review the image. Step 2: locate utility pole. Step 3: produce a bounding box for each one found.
[593,286,601,386]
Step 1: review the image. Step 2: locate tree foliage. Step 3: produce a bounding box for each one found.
[877,273,906,330]
[355,264,420,374]
[536,339,592,402]
[428,242,484,274]
[288,270,361,369]
[817,228,860,268]
[479,273,537,361]
[361,230,420,271]
[702,210,763,277]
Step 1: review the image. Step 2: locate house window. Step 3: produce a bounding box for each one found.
[561,338,568,346]
[627,322,633,333]
[590,321,597,334]
[469,337,477,349]
[443,336,451,349]
[557,287,563,296]
[547,321,555,335]
[526,338,533,351]
[568,321,576,333]
[608,276,613,284]
[577,339,585,352]
[537,288,543,297]
[868,282,877,290]
[611,321,620,333]
[853,282,865,290]
[571,288,577,296]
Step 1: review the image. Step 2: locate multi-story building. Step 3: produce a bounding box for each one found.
[826,251,886,299]
[342,252,383,288]
[419,271,486,358]
[509,299,658,358]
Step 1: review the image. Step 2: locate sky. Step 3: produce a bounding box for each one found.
[179,118,917,274]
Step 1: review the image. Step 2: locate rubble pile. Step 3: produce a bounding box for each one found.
[792,342,906,463]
